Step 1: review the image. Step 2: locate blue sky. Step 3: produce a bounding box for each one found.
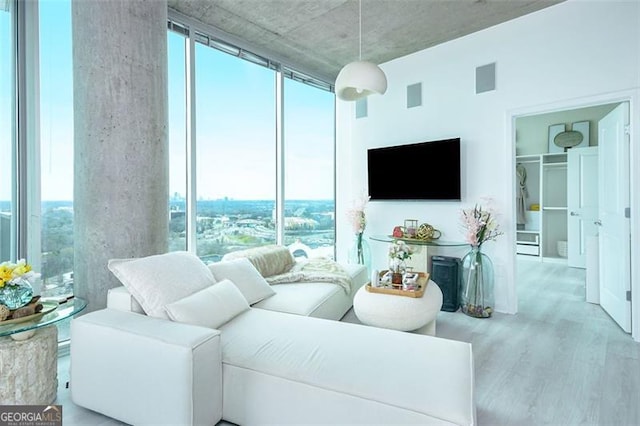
[39,0,74,201]
[3,0,334,202]
[0,7,11,203]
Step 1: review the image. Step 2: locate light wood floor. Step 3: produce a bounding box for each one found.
[436,260,640,426]
[57,260,639,425]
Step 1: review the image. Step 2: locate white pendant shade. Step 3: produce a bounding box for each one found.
[335,60,387,101]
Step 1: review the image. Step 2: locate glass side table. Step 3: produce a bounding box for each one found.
[0,297,87,405]
[369,235,468,273]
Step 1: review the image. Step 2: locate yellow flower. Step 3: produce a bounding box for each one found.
[0,265,12,288]
[0,259,35,288]
[12,264,31,277]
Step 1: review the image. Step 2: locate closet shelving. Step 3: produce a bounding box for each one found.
[516,153,568,262]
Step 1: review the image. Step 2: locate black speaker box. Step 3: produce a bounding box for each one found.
[431,255,461,312]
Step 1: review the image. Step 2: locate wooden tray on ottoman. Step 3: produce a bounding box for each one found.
[365,272,430,298]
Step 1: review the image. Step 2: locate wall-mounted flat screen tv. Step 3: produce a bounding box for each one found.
[367,138,461,201]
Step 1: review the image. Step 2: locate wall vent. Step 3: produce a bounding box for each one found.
[355,97,368,119]
[475,62,496,94]
[407,83,422,108]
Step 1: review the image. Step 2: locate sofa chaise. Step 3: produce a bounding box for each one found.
[70,247,475,425]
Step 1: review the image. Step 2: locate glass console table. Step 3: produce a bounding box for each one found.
[369,234,468,247]
[369,235,468,273]
[0,297,87,404]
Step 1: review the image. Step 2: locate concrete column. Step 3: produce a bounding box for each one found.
[72,0,168,312]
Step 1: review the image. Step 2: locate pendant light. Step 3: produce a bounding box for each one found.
[335,0,387,101]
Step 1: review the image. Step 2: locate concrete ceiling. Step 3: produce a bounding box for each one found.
[168,0,565,83]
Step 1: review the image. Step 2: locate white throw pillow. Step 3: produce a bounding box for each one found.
[164,279,249,329]
[208,258,276,305]
[108,251,216,319]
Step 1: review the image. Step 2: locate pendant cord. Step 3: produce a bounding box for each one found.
[358,0,362,61]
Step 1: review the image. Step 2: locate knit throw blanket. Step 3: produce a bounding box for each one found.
[266,258,353,294]
[222,244,295,278]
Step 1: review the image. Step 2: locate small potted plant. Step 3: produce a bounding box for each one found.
[388,240,414,285]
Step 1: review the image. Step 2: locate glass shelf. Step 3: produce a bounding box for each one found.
[369,235,467,247]
[0,297,87,338]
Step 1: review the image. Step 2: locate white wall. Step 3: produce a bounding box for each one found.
[336,0,640,317]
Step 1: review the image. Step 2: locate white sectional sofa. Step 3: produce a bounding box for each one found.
[70,247,476,425]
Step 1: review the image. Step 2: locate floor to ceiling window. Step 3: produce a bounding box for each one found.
[0,1,14,263]
[2,0,74,342]
[168,30,187,252]
[167,17,336,261]
[39,0,74,302]
[194,42,277,262]
[38,0,74,343]
[283,77,335,258]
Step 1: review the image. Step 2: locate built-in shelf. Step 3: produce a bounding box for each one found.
[517,154,540,161]
[516,151,568,262]
[542,153,568,164]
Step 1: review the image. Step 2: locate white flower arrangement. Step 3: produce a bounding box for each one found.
[388,240,414,261]
[346,195,370,265]
[345,196,370,235]
[388,240,414,274]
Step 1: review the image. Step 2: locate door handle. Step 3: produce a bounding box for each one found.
[594,220,602,226]
[570,211,579,216]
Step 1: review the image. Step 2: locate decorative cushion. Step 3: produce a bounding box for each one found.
[108,251,216,319]
[221,244,295,277]
[208,258,275,305]
[165,279,249,329]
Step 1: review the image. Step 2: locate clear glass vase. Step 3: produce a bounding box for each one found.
[460,246,494,318]
[348,233,371,274]
[0,278,34,310]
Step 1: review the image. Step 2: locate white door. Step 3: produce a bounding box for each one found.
[598,102,631,332]
[567,147,599,268]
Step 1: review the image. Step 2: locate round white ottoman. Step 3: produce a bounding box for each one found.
[353,280,443,335]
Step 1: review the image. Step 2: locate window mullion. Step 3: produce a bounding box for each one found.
[275,69,285,245]
[15,0,41,266]
[185,34,197,253]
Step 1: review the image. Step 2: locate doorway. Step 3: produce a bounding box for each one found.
[512,100,633,334]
